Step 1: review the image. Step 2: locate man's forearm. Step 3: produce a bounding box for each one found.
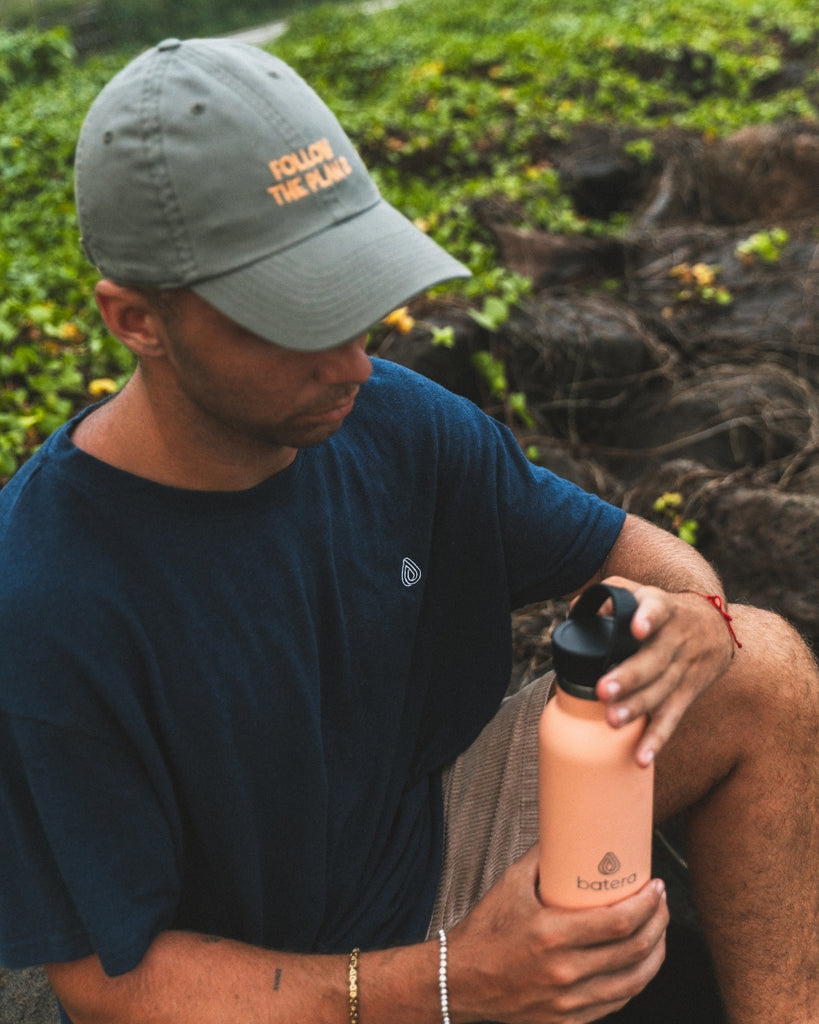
[598,513,725,597]
[46,850,669,1024]
[47,930,441,1024]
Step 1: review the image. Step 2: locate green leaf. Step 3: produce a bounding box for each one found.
[470,296,511,332]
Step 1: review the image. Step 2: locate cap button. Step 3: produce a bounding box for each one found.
[157,38,182,51]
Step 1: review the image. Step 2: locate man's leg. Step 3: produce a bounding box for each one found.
[655,605,819,1023]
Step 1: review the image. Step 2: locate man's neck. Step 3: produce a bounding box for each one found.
[72,374,297,492]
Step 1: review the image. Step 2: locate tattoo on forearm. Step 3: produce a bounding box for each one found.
[273,968,283,991]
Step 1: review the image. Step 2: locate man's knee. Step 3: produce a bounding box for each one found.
[728,604,819,716]
[655,604,818,819]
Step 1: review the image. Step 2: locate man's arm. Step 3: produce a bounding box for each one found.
[46,854,668,1024]
[581,512,737,765]
[49,933,351,1024]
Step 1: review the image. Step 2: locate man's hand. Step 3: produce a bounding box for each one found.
[575,513,740,766]
[593,577,736,766]
[447,846,669,1024]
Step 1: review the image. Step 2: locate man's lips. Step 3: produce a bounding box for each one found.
[304,391,359,424]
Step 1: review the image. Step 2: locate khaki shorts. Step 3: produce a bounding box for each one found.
[427,673,554,937]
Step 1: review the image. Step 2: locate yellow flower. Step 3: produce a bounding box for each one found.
[383,308,416,334]
[411,60,445,80]
[58,322,83,342]
[414,212,439,232]
[670,262,693,284]
[88,378,119,397]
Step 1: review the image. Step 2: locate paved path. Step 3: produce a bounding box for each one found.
[227,20,288,45]
[227,0,408,47]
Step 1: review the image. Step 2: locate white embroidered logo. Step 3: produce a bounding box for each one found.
[401,557,422,588]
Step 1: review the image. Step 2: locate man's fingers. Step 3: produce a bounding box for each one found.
[540,878,668,951]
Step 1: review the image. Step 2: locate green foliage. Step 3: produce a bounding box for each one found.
[0,25,73,95]
[471,350,535,429]
[652,492,699,546]
[735,227,790,265]
[2,0,819,478]
[277,0,819,138]
[0,40,133,479]
[623,137,655,165]
[274,0,819,297]
[471,350,508,398]
[0,0,329,50]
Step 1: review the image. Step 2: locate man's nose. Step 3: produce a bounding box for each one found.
[313,335,372,386]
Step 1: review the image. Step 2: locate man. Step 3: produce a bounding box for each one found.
[0,37,816,1024]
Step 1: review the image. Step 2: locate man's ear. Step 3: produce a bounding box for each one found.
[94,280,168,359]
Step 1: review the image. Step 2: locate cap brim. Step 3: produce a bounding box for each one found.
[191,198,471,351]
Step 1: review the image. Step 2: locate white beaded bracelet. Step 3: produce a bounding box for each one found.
[438,929,451,1024]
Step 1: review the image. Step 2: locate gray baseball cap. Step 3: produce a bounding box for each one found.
[75,37,470,351]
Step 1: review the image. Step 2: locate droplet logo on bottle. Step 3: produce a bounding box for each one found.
[598,851,621,875]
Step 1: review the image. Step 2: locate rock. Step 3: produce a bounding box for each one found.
[489,226,624,288]
[625,225,819,388]
[701,124,819,224]
[500,294,676,442]
[697,486,819,648]
[614,365,814,479]
[0,966,58,1024]
[621,459,819,645]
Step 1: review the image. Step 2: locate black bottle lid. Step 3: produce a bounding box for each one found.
[552,583,640,700]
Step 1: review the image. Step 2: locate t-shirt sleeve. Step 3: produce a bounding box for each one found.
[0,712,179,976]
[494,439,625,606]
[420,375,625,604]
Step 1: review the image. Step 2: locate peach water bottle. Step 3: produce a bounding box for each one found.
[538,583,654,908]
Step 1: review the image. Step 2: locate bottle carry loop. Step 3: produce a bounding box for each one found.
[569,583,640,670]
[552,583,640,698]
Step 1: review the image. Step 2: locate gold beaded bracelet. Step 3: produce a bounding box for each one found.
[348,947,361,1024]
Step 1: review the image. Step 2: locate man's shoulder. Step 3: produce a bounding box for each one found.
[366,357,438,400]
[360,357,484,430]
[0,425,103,628]
[0,421,74,513]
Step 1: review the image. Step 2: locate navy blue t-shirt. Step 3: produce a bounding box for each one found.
[0,359,624,987]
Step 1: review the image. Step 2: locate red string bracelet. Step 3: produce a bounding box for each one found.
[684,592,742,652]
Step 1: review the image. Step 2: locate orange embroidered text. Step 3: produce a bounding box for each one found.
[267,137,353,206]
